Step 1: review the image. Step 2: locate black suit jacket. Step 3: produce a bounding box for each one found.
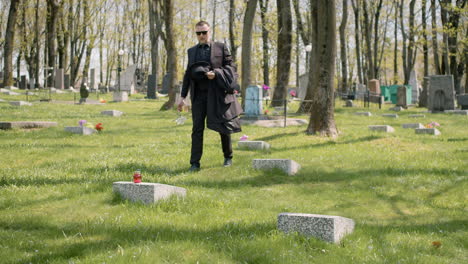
[181,41,242,134]
[181,41,233,99]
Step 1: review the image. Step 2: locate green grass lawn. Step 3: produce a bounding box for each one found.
[0,96,466,263]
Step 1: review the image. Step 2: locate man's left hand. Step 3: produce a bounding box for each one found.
[206,71,215,80]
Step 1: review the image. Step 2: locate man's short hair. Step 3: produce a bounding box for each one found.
[195,21,210,28]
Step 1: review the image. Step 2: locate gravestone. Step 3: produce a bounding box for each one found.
[161,72,171,94]
[396,85,407,108]
[354,112,372,116]
[64,74,70,89]
[89,68,97,90]
[456,94,468,110]
[147,74,157,99]
[3,90,21,95]
[345,100,354,107]
[427,75,455,112]
[368,79,380,94]
[415,128,441,135]
[20,75,27,89]
[447,110,468,115]
[244,85,263,117]
[252,159,300,175]
[356,83,366,100]
[238,141,270,150]
[64,126,96,135]
[409,70,419,104]
[29,78,35,90]
[389,106,404,112]
[368,125,395,132]
[419,77,429,107]
[409,114,425,118]
[9,101,32,106]
[298,73,308,100]
[113,182,186,204]
[402,123,424,129]
[382,114,398,118]
[101,110,124,117]
[241,118,307,128]
[55,69,64,89]
[0,121,57,130]
[120,65,137,94]
[277,213,355,244]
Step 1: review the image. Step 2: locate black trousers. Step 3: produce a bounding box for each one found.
[190,91,232,165]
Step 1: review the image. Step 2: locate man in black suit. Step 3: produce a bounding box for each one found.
[178,21,242,172]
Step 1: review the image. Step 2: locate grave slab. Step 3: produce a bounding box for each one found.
[389,106,404,112]
[64,126,96,135]
[445,110,468,115]
[238,141,270,150]
[3,91,21,95]
[252,159,300,175]
[9,101,32,106]
[0,121,57,130]
[354,112,372,116]
[113,181,186,204]
[101,110,124,117]
[382,114,398,118]
[277,213,355,244]
[402,123,424,129]
[368,125,395,132]
[415,128,441,135]
[409,114,426,118]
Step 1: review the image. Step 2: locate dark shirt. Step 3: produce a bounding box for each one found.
[195,43,211,63]
[194,43,211,93]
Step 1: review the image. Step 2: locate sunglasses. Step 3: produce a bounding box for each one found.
[196,31,208,36]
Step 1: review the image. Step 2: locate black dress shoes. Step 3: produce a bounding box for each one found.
[189,163,200,172]
[223,158,232,167]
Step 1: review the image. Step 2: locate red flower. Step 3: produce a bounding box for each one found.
[432,241,441,248]
[95,123,104,131]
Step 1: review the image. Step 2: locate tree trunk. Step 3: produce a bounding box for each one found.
[422,0,429,77]
[440,0,450,74]
[3,0,21,87]
[259,0,270,87]
[229,0,238,63]
[46,0,59,87]
[240,0,258,107]
[148,0,159,99]
[393,0,398,83]
[350,0,363,84]
[159,0,177,110]
[339,0,349,93]
[306,0,338,137]
[431,0,441,74]
[373,0,383,78]
[362,1,374,80]
[445,0,466,94]
[272,0,292,107]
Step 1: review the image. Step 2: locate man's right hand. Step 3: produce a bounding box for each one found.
[177,98,185,112]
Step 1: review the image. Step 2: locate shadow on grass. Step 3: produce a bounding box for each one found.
[178,167,466,190]
[2,216,278,264]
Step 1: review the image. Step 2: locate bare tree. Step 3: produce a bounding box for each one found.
[159,0,177,110]
[272,0,292,107]
[339,0,349,92]
[431,0,442,74]
[306,0,338,137]
[259,0,270,88]
[240,0,258,107]
[3,0,21,87]
[399,0,417,84]
[148,0,160,99]
[350,0,363,84]
[46,0,60,87]
[228,0,239,64]
[422,0,429,77]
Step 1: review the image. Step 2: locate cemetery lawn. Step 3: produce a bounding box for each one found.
[0,97,467,264]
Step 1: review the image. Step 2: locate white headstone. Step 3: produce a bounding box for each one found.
[113,182,186,204]
[368,125,395,132]
[120,65,138,94]
[244,85,263,116]
[409,70,419,104]
[252,159,300,175]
